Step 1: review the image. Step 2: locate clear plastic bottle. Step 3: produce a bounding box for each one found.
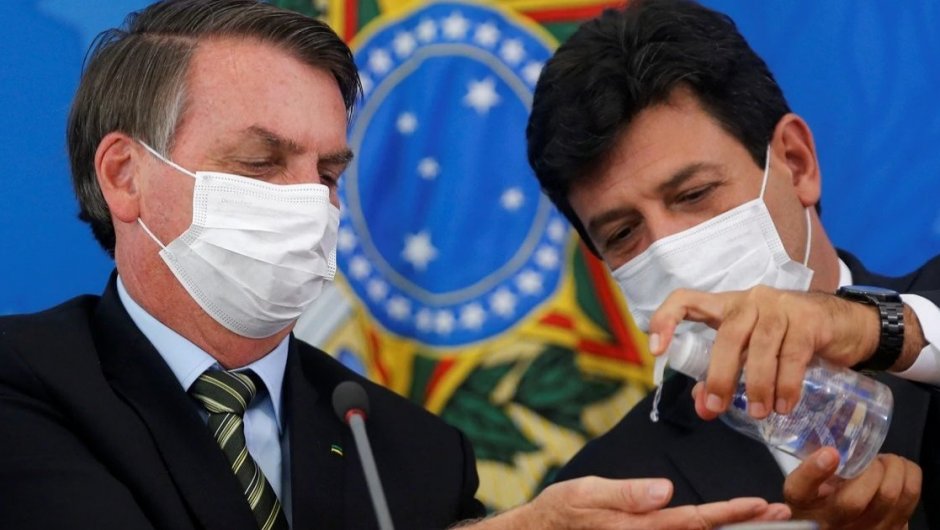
[666,334,893,479]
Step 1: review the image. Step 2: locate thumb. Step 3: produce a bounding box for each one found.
[604,478,674,513]
[783,447,839,506]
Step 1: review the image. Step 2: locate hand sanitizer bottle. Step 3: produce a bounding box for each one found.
[666,333,893,479]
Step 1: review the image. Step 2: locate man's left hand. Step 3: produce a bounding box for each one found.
[648,286,882,419]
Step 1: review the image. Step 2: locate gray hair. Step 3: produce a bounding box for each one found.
[67,0,360,256]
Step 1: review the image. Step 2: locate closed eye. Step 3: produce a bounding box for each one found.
[675,183,716,205]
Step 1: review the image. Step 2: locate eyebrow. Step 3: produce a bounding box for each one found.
[242,125,354,165]
[656,161,721,194]
[319,148,354,166]
[243,125,305,154]
[585,161,722,236]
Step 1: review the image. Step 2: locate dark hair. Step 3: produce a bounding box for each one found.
[68,0,360,256]
[526,0,790,255]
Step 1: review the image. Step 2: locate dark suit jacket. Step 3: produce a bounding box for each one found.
[0,276,484,529]
[556,251,940,529]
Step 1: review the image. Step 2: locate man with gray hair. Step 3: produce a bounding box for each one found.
[0,1,791,528]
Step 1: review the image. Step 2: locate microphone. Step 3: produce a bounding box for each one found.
[332,381,395,530]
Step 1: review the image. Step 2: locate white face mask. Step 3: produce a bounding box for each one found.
[612,145,813,356]
[137,142,339,339]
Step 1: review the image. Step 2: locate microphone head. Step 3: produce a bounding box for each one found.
[332,381,370,422]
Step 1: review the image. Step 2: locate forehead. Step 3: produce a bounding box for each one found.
[571,89,753,201]
[177,36,348,149]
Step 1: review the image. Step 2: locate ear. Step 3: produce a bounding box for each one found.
[770,113,821,208]
[94,132,143,224]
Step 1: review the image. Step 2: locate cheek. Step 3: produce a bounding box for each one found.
[145,175,196,240]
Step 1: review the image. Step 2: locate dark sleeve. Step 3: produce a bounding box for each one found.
[0,341,155,530]
[455,430,487,521]
[907,255,940,305]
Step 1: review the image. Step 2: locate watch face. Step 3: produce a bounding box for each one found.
[839,285,901,301]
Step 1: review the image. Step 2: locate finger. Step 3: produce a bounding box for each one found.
[642,497,770,530]
[744,308,788,419]
[750,503,792,522]
[828,456,885,524]
[775,316,815,414]
[692,382,720,421]
[884,458,922,529]
[648,289,731,354]
[570,477,675,513]
[703,304,757,415]
[783,447,840,506]
[853,454,906,527]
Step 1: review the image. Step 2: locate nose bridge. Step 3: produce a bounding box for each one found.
[644,205,686,243]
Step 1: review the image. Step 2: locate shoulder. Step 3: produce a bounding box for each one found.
[0,295,101,382]
[839,249,940,291]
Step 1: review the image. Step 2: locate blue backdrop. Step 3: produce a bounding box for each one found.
[1,1,938,315]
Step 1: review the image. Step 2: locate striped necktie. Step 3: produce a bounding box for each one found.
[189,370,289,530]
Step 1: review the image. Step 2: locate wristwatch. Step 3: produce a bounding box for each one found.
[835,285,905,371]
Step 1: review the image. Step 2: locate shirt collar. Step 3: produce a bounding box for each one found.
[115,276,289,430]
[838,258,853,288]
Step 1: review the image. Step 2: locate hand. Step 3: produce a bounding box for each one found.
[784,448,921,530]
[463,476,791,529]
[648,286,880,419]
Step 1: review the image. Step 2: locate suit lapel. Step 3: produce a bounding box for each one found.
[94,280,258,530]
[661,376,785,503]
[285,340,347,529]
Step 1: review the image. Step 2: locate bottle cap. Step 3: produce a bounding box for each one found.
[665,334,710,380]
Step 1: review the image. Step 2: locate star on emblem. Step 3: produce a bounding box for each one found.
[402,230,439,271]
[522,61,543,85]
[392,31,417,58]
[368,48,392,75]
[535,246,560,270]
[547,219,568,243]
[499,39,525,65]
[459,303,486,330]
[349,256,372,280]
[417,157,440,180]
[442,11,470,40]
[415,18,437,42]
[500,187,525,211]
[489,288,517,317]
[434,310,456,335]
[515,270,543,295]
[386,296,411,321]
[337,227,357,253]
[473,22,500,47]
[396,112,418,134]
[415,308,433,332]
[367,279,389,302]
[463,77,501,115]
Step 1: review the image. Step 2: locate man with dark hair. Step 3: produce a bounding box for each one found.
[0,1,791,528]
[527,0,940,528]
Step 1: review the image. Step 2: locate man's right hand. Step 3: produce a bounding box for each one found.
[464,476,790,529]
[784,447,921,530]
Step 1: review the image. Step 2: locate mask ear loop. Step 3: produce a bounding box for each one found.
[136,140,195,250]
[758,145,772,200]
[802,207,812,266]
[139,141,198,179]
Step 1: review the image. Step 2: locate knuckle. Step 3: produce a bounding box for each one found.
[776,377,803,400]
[705,372,737,397]
[833,498,867,522]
